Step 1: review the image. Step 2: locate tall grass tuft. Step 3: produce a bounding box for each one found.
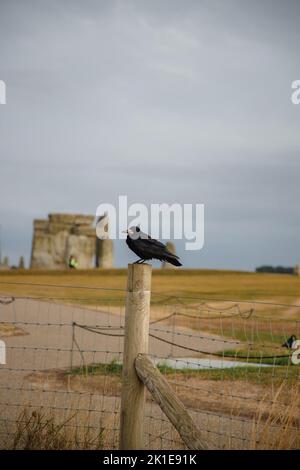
[250,383,300,449]
[10,408,105,450]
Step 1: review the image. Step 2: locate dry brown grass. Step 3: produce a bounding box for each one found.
[11,369,300,450]
[250,383,300,449]
[27,368,122,397]
[10,407,105,450]
[26,366,300,425]
[0,323,27,337]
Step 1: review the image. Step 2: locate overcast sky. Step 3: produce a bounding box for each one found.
[0,0,299,269]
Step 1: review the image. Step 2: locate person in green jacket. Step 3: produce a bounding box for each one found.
[68,255,78,269]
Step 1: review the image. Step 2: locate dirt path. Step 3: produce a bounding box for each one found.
[283,298,300,320]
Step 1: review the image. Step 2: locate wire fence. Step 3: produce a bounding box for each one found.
[0,282,300,449]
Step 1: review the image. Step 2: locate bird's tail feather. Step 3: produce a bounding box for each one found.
[164,254,182,267]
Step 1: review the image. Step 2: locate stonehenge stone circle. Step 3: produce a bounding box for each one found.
[30,213,113,269]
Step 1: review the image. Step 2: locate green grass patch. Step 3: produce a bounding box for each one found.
[68,358,300,386]
[69,360,180,377]
[69,359,122,376]
[220,349,292,366]
[157,363,300,385]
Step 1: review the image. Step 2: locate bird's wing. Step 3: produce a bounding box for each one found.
[138,237,180,259]
[147,237,180,258]
[139,236,167,249]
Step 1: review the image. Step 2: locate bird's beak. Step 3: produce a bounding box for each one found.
[123,228,135,235]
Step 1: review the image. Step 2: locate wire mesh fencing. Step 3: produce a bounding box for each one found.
[0,286,300,450]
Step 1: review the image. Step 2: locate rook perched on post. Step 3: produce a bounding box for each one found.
[124,227,182,267]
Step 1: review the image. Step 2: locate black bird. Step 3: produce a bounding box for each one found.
[282,335,297,349]
[123,226,182,267]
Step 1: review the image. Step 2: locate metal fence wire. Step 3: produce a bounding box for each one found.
[0,286,299,450]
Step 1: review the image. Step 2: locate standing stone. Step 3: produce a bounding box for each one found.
[30,219,69,269]
[65,234,95,269]
[19,256,25,269]
[294,265,300,276]
[0,256,10,270]
[95,213,114,268]
[96,239,114,268]
[162,242,177,269]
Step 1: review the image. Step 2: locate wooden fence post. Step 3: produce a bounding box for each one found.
[135,354,208,450]
[119,263,152,450]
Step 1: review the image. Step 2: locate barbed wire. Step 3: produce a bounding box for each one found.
[150,293,300,309]
[0,281,126,292]
[72,321,294,356]
[1,294,300,327]
[74,323,124,338]
[1,286,300,308]
[148,332,292,360]
[0,316,292,351]
[149,307,255,323]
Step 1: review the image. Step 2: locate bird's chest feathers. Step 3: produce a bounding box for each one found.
[126,236,149,257]
[126,236,140,254]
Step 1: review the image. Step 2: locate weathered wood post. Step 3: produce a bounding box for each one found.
[119,263,152,450]
[135,354,208,450]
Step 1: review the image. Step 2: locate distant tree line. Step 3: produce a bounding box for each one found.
[256,265,294,274]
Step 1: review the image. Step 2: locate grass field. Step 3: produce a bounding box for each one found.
[0,268,300,309]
